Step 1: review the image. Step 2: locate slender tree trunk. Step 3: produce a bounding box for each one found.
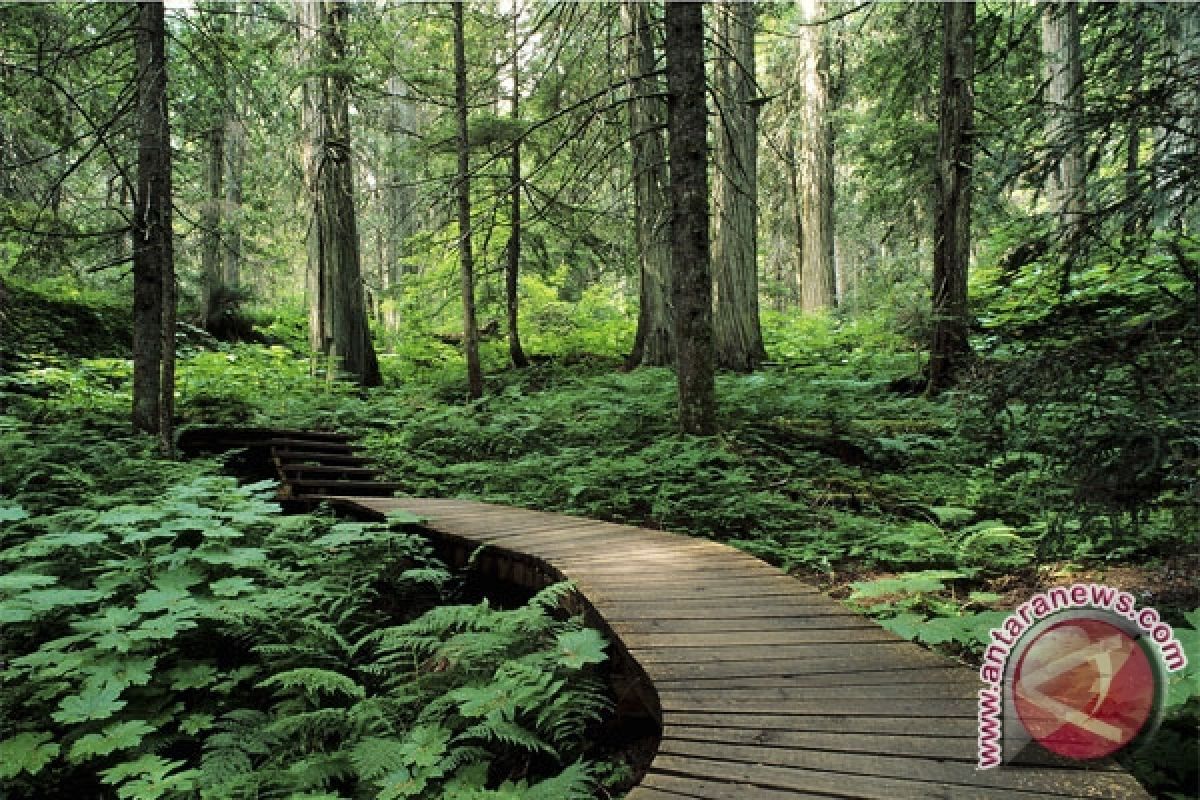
[798,0,836,312]
[713,0,766,372]
[201,121,224,330]
[927,1,975,395]
[297,0,381,386]
[223,111,243,290]
[132,1,174,451]
[665,1,716,435]
[453,1,483,399]
[623,1,673,368]
[1042,1,1085,233]
[1157,3,1199,231]
[506,10,528,369]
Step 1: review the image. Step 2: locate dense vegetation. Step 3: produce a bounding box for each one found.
[1,0,1197,798]
[2,272,1197,796]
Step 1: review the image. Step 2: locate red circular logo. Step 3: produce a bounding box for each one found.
[1013,617,1156,760]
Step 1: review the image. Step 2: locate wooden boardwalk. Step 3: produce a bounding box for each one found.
[332,496,1147,800]
[182,428,1147,798]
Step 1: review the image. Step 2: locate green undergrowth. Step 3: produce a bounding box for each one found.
[3,279,1196,797]
[0,408,619,798]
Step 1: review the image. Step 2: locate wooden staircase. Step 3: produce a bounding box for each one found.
[176,426,401,502]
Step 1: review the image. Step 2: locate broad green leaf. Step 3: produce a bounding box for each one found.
[179,712,215,735]
[0,504,29,523]
[555,628,607,669]
[209,577,255,597]
[0,573,57,592]
[52,683,127,724]
[68,720,155,762]
[385,509,424,526]
[0,732,60,779]
[166,663,218,690]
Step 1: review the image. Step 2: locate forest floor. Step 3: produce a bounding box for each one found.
[1,282,1196,798]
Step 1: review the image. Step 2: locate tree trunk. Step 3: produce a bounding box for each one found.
[623,1,673,369]
[665,1,716,435]
[712,0,766,372]
[223,110,244,290]
[506,9,528,369]
[1157,3,1199,231]
[200,121,224,330]
[1042,1,1085,232]
[132,1,175,451]
[297,0,381,387]
[798,0,836,313]
[927,1,975,395]
[453,1,483,399]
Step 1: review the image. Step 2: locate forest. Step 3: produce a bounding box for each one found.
[0,1,1196,798]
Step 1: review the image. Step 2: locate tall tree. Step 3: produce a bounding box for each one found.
[222,6,245,293]
[199,7,226,331]
[623,1,673,368]
[797,0,836,312]
[505,6,529,369]
[664,1,716,435]
[453,1,483,399]
[1042,1,1084,233]
[1157,3,1200,231]
[297,1,381,386]
[132,0,175,456]
[712,0,766,372]
[927,0,975,395]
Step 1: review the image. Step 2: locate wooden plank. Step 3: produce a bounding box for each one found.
[658,681,981,702]
[630,641,927,664]
[644,652,949,681]
[644,758,1059,800]
[591,595,856,613]
[660,711,980,737]
[274,451,374,465]
[620,629,902,648]
[662,695,975,718]
[651,667,973,691]
[656,740,1141,798]
[607,615,880,635]
[666,725,979,761]
[633,773,837,800]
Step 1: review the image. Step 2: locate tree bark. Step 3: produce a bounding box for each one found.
[623,1,674,369]
[200,119,224,330]
[297,0,381,387]
[453,1,483,399]
[132,0,175,450]
[223,107,244,290]
[1042,1,1084,232]
[927,1,975,395]
[665,1,716,435]
[798,0,836,313]
[506,9,529,369]
[712,0,766,372]
[1157,3,1199,231]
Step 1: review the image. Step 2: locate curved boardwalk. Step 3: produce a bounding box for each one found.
[182,428,1146,798]
[332,496,1146,800]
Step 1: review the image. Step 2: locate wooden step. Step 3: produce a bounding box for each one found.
[263,438,357,452]
[178,427,352,452]
[273,450,375,466]
[289,479,402,495]
[280,464,380,479]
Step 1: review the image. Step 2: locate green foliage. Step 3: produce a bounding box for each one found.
[0,398,612,799]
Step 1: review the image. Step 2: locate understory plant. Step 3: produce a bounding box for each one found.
[0,409,613,799]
